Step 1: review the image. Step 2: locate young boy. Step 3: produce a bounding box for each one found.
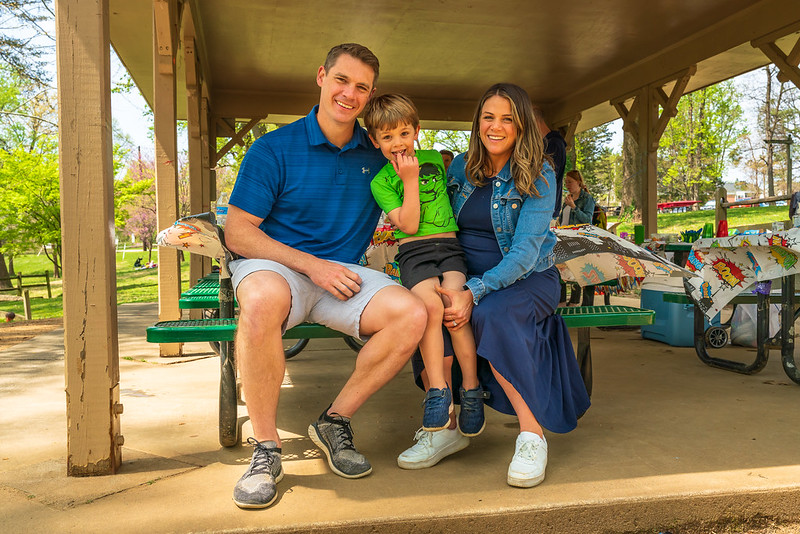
[364,93,487,437]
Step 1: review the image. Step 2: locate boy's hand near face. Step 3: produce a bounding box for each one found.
[392,153,420,188]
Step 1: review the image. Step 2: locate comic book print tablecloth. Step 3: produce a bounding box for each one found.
[684,228,800,319]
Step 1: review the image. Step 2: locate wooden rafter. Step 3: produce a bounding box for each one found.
[751,23,800,89]
[213,117,263,165]
[756,38,800,89]
[553,113,581,150]
[650,66,695,151]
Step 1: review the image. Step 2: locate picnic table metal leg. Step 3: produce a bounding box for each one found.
[576,327,593,397]
[780,275,800,384]
[218,274,239,448]
[691,295,769,375]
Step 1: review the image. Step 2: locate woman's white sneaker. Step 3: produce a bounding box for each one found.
[397,427,469,469]
[507,432,547,487]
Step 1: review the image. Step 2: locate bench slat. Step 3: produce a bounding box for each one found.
[556,305,654,328]
[146,320,348,343]
[148,305,654,344]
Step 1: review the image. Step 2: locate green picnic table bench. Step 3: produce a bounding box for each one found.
[150,212,655,447]
[147,302,654,447]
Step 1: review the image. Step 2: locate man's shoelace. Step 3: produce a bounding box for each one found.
[246,437,278,474]
[326,416,356,451]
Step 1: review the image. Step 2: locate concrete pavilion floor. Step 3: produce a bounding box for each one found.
[3,299,800,534]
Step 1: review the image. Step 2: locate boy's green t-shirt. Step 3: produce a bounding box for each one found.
[369,149,458,240]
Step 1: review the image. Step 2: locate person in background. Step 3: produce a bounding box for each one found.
[439,149,454,172]
[533,107,566,219]
[559,169,595,225]
[5,311,15,322]
[403,83,590,487]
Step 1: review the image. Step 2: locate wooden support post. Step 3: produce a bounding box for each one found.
[45,271,51,299]
[153,0,183,356]
[22,289,31,320]
[715,186,728,233]
[611,67,695,238]
[183,6,205,318]
[56,0,122,475]
[15,273,22,296]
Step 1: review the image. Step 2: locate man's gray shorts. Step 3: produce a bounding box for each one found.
[229,258,399,340]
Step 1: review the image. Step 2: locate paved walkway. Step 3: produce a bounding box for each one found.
[3,300,800,533]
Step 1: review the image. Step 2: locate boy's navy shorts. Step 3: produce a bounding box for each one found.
[396,237,467,290]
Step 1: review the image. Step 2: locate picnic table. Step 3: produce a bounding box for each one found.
[678,229,800,384]
[148,214,656,447]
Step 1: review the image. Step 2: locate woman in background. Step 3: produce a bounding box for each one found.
[559,170,595,225]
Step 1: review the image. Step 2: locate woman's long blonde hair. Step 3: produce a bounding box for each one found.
[464,83,548,197]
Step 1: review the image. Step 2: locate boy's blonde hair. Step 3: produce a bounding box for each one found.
[363,93,419,137]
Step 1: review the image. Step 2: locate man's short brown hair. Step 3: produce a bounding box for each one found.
[324,43,380,85]
[363,93,419,137]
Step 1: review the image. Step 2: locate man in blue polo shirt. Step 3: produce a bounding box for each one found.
[225,43,426,509]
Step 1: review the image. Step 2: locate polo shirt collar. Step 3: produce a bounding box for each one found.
[305,105,372,151]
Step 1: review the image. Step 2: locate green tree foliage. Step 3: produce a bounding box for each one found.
[657,81,745,202]
[214,122,278,195]
[418,129,469,154]
[570,123,617,206]
[0,144,61,275]
[0,0,54,86]
[115,157,157,261]
[738,65,799,197]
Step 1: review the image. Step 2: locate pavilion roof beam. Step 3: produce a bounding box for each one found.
[213,117,263,166]
[552,113,581,151]
[752,23,800,89]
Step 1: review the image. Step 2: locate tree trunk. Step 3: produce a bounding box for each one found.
[0,251,10,289]
[765,68,775,197]
[622,129,640,219]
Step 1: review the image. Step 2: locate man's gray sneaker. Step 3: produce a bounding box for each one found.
[232,437,284,509]
[308,408,372,478]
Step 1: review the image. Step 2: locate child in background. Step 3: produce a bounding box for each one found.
[364,94,488,442]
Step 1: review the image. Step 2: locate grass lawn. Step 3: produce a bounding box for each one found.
[610,205,789,236]
[0,250,192,320]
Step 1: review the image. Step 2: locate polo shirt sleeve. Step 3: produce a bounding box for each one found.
[229,137,282,220]
[370,164,402,215]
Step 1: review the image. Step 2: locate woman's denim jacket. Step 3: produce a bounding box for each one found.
[560,189,595,224]
[447,153,557,304]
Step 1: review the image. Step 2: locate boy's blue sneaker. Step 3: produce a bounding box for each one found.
[459,386,490,437]
[422,386,453,431]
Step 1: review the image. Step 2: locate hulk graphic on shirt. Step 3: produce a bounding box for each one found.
[370,149,458,240]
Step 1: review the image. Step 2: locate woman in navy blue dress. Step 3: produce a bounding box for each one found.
[397,83,590,488]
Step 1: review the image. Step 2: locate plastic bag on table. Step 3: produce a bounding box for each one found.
[730,303,781,347]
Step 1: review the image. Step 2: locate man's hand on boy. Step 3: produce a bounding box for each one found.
[308,258,362,300]
[391,153,420,186]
